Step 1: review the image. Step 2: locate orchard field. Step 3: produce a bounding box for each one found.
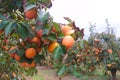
[0,0,120,80]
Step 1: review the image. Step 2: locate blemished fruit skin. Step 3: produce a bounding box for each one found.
[62,36,75,50]
[25,48,36,59]
[24,8,37,19]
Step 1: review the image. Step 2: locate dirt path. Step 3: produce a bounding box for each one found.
[26,66,120,80]
[26,66,80,80]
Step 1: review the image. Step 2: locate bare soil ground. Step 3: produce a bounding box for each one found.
[26,66,120,80]
[26,66,80,80]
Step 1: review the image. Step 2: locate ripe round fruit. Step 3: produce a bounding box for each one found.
[65,30,75,36]
[9,46,18,57]
[95,48,99,55]
[3,46,9,51]
[52,26,59,33]
[9,46,17,52]
[24,61,36,68]
[14,54,21,61]
[0,30,4,34]
[19,62,26,68]
[43,39,50,44]
[30,61,36,68]
[9,53,15,58]
[94,38,99,43]
[90,66,95,71]
[37,29,43,38]
[32,26,36,31]
[24,8,37,19]
[12,72,17,77]
[107,64,112,67]
[25,48,36,59]
[107,49,113,54]
[31,37,40,46]
[62,36,75,50]
[24,62,31,67]
[48,41,59,53]
[61,25,72,35]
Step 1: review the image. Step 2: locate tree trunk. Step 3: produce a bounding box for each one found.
[110,69,117,80]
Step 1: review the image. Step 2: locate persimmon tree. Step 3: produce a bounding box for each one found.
[0,0,51,79]
[2,1,120,80]
[0,0,84,79]
[88,20,120,80]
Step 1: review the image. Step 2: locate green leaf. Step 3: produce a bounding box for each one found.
[16,0,23,8]
[47,34,56,41]
[38,11,45,20]
[17,49,24,56]
[0,14,6,19]
[20,21,34,39]
[24,4,36,11]
[38,11,49,24]
[43,12,49,23]
[42,28,49,35]
[53,22,61,32]
[78,39,84,49]
[54,45,65,60]
[53,61,62,68]
[57,32,64,39]
[11,33,19,40]
[13,77,18,80]
[17,23,29,40]
[68,65,81,77]
[61,45,67,54]
[5,21,17,36]
[73,71,81,78]
[63,17,72,22]
[20,21,30,31]
[57,64,66,76]
[34,53,44,64]
[0,20,9,30]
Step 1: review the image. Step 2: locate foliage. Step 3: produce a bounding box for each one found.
[0,0,53,79]
[1,0,120,80]
[0,0,84,79]
[88,20,120,80]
